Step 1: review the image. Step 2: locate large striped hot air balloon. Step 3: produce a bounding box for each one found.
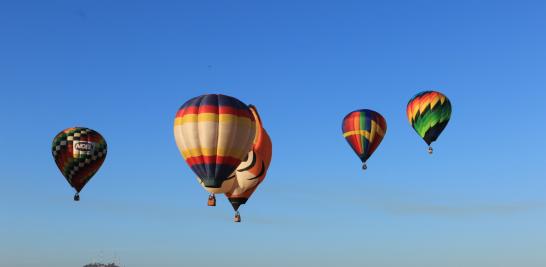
[342,109,387,170]
[226,105,272,222]
[52,127,107,201]
[406,91,452,154]
[173,94,256,206]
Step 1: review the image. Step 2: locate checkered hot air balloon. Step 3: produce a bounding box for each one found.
[51,127,107,201]
[406,91,452,154]
[173,94,256,206]
[225,105,272,222]
[342,109,387,170]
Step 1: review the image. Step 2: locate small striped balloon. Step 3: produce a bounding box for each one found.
[342,109,387,169]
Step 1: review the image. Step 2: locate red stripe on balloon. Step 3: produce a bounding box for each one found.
[185,156,241,166]
[176,105,254,119]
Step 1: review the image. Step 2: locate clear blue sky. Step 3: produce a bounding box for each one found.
[1,0,546,266]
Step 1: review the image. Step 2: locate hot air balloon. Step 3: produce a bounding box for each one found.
[226,105,272,222]
[52,127,107,201]
[406,91,452,154]
[173,94,256,206]
[342,109,387,170]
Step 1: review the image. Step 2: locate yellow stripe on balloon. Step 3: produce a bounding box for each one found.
[344,124,385,140]
[180,147,250,158]
[431,97,440,108]
[174,113,253,126]
[408,102,420,122]
[419,100,429,114]
[419,93,442,114]
[343,130,371,139]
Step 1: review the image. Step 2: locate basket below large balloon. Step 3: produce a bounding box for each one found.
[342,109,387,171]
[406,91,452,154]
[196,176,237,206]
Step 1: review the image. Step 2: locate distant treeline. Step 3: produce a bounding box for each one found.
[83,263,120,267]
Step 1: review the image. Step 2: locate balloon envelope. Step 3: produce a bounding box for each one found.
[52,127,107,193]
[226,105,272,211]
[342,109,387,165]
[174,94,256,189]
[406,91,452,145]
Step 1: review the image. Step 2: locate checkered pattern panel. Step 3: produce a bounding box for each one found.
[52,127,107,192]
